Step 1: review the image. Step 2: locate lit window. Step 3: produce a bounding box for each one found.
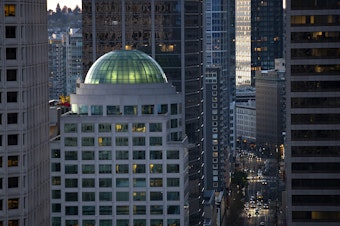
[8,156,18,167]
[8,198,19,209]
[4,4,16,17]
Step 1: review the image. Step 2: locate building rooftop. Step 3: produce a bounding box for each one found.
[84,50,168,84]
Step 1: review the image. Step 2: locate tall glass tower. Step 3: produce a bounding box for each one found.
[82,0,204,224]
[0,1,50,225]
[286,0,340,225]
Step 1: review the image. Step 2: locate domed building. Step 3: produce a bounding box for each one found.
[50,50,189,226]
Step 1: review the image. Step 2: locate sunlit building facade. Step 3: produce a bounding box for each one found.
[0,1,50,225]
[286,1,340,225]
[51,50,189,226]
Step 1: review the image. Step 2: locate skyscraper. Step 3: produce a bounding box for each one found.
[235,0,283,86]
[285,0,340,224]
[81,0,204,224]
[50,50,189,226]
[1,1,50,225]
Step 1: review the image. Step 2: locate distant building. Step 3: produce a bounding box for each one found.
[255,59,285,149]
[50,50,189,226]
[48,33,67,99]
[1,1,50,225]
[236,100,256,144]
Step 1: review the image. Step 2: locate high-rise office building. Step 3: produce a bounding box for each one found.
[82,0,204,224]
[285,1,340,225]
[203,0,235,192]
[235,0,283,86]
[0,1,50,225]
[50,50,189,226]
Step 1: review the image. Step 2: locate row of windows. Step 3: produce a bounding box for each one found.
[291,130,340,141]
[291,146,340,157]
[291,15,340,26]
[291,97,340,109]
[73,103,180,116]
[51,218,180,226]
[52,163,180,174]
[291,81,340,92]
[291,48,340,59]
[52,190,180,202]
[52,149,179,160]
[292,179,340,189]
[291,114,340,125]
[291,0,340,10]
[292,162,340,173]
[51,177,177,188]
[292,211,340,222]
[291,31,340,43]
[64,136,163,147]
[53,205,181,215]
[292,195,340,206]
[291,64,340,75]
[64,122,172,133]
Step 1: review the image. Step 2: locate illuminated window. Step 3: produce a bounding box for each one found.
[8,156,18,167]
[8,198,19,209]
[4,5,16,17]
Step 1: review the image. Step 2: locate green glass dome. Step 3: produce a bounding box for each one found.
[84,50,168,84]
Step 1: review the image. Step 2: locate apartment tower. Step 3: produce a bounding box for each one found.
[286,0,340,225]
[0,1,50,225]
[82,0,204,224]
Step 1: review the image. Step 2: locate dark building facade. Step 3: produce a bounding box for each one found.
[286,0,340,225]
[255,60,285,149]
[251,0,283,86]
[81,0,204,224]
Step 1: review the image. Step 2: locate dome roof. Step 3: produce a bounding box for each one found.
[84,50,168,84]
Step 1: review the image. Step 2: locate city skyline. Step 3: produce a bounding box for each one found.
[47,0,81,10]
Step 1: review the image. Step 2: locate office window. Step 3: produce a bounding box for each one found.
[5,27,16,38]
[133,137,145,146]
[52,203,61,212]
[91,105,103,115]
[52,176,61,185]
[82,206,95,215]
[116,137,128,146]
[149,123,162,132]
[52,217,61,226]
[4,4,16,16]
[52,190,61,199]
[116,192,129,201]
[150,192,163,201]
[150,206,163,215]
[65,165,78,174]
[170,104,178,115]
[51,149,60,158]
[65,206,78,215]
[64,151,77,160]
[98,137,111,146]
[132,123,146,132]
[115,123,128,132]
[107,105,120,115]
[82,151,94,160]
[82,178,95,187]
[82,137,95,146]
[167,150,179,159]
[132,163,145,174]
[150,164,162,173]
[150,137,162,146]
[6,48,16,59]
[116,178,129,187]
[150,178,163,187]
[98,123,111,132]
[100,220,112,226]
[65,192,78,202]
[99,178,112,187]
[167,191,180,200]
[167,178,180,187]
[83,220,95,226]
[65,220,78,226]
[99,164,112,174]
[116,164,129,173]
[82,164,95,174]
[99,192,112,201]
[100,206,112,215]
[167,205,180,214]
[116,150,129,160]
[151,219,163,225]
[81,123,94,132]
[8,198,19,209]
[116,206,129,215]
[64,137,77,146]
[8,156,18,167]
[99,150,111,160]
[51,163,60,172]
[8,177,19,188]
[133,205,146,215]
[124,105,137,115]
[7,92,17,102]
[65,179,77,188]
[6,69,17,81]
[64,123,77,133]
[157,104,168,114]
[150,150,162,159]
[8,134,18,145]
[133,178,146,187]
[82,192,95,202]
[133,150,145,159]
[167,164,180,173]
[142,105,154,114]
